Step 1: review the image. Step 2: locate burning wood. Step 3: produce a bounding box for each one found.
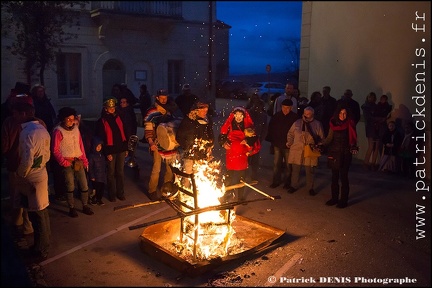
[120,156,284,272]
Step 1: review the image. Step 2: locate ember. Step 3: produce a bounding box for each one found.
[170,158,240,261]
[120,155,284,275]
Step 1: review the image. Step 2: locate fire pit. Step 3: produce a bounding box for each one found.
[118,161,284,276]
[139,215,285,276]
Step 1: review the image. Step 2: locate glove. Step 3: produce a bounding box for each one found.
[314,144,324,153]
[350,145,359,154]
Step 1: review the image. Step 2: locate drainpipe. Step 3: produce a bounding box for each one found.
[208,1,213,102]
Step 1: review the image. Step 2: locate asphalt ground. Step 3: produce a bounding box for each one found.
[1,98,431,287]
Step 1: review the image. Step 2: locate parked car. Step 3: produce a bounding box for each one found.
[216,80,248,99]
[248,82,285,102]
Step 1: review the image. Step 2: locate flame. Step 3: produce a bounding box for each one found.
[172,156,241,261]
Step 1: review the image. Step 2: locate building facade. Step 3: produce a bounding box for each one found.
[299,1,430,170]
[1,1,230,119]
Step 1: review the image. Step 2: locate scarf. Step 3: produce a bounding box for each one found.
[329,117,357,146]
[220,107,254,134]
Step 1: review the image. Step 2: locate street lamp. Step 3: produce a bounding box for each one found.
[266,64,271,100]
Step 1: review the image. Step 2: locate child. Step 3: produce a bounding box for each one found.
[379,121,402,173]
[398,122,416,178]
[219,107,261,203]
[88,137,107,205]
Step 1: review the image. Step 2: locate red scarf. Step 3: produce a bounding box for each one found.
[102,116,126,145]
[329,117,357,146]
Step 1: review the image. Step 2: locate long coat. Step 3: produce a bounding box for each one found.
[287,117,324,167]
[17,120,51,211]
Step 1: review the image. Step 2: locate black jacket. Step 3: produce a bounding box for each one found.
[88,137,107,184]
[266,111,298,149]
[176,112,214,160]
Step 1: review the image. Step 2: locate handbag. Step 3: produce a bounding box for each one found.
[73,159,84,171]
[303,121,322,158]
[304,144,321,158]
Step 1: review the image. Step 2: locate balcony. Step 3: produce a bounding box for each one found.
[90,1,182,19]
[90,1,183,38]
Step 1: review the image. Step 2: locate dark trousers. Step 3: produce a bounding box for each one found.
[331,168,349,203]
[226,169,246,201]
[330,152,352,204]
[248,152,260,180]
[107,151,126,199]
[51,160,66,198]
[28,208,51,256]
[272,147,291,185]
[91,181,105,201]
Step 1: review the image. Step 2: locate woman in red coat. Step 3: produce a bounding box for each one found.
[219,107,261,202]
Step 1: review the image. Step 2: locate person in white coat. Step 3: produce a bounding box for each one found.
[286,106,324,196]
[16,102,51,262]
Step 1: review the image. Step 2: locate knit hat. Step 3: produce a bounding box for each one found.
[233,106,246,114]
[58,107,77,121]
[182,84,191,91]
[14,82,30,95]
[10,94,33,106]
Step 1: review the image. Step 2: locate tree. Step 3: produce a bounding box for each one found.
[1,1,87,85]
[280,37,300,76]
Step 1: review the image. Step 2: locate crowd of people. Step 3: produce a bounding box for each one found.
[1,80,418,264]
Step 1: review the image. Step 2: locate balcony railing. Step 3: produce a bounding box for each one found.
[91,1,182,18]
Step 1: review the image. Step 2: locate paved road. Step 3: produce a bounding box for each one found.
[1,98,430,287]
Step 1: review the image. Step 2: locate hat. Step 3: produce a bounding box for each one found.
[182,84,191,91]
[156,89,168,96]
[10,94,33,106]
[14,82,30,95]
[281,99,293,106]
[192,101,209,110]
[58,107,77,121]
[103,97,117,108]
[233,106,246,114]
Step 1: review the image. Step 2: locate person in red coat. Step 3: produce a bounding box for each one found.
[218,107,261,202]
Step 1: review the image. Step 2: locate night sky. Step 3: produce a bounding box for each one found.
[216,1,302,75]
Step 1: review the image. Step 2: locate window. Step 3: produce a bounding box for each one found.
[57,53,81,98]
[167,60,182,95]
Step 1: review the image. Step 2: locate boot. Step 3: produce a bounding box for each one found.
[326,184,339,206]
[69,208,78,218]
[338,186,349,208]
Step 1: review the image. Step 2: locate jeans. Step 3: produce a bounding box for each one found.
[106,151,126,199]
[272,147,291,185]
[28,207,51,257]
[149,151,174,193]
[181,158,194,189]
[63,165,89,208]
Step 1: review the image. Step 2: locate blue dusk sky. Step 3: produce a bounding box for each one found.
[216,1,303,75]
